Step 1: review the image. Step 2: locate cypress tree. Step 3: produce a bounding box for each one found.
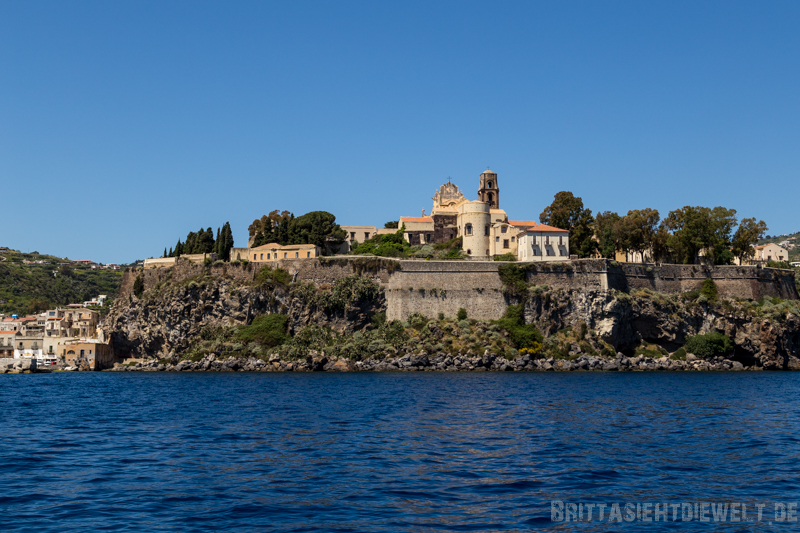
[168,247,173,257]
[215,227,221,256]
[163,247,167,258]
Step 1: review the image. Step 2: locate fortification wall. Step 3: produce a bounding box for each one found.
[621,264,798,300]
[120,257,797,322]
[386,261,508,321]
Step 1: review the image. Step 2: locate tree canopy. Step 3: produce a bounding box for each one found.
[248,210,346,251]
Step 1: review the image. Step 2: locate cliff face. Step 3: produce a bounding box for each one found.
[105,273,385,359]
[106,260,799,369]
[523,289,800,369]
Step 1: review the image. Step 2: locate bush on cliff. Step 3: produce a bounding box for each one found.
[493,253,517,262]
[237,314,290,348]
[684,332,733,358]
[700,279,719,302]
[255,265,291,286]
[498,264,528,298]
[351,227,410,258]
[495,305,543,352]
[133,275,144,298]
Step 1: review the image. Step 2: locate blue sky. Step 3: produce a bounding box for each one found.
[1,1,798,263]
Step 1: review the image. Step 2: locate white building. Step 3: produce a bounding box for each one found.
[516,223,570,262]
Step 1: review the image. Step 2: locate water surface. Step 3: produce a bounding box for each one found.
[2,372,799,531]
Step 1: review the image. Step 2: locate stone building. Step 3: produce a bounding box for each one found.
[249,243,321,262]
[399,170,513,259]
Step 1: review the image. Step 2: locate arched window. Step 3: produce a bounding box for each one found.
[487,181,493,189]
[465,223,473,236]
[488,192,494,203]
[466,249,472,255]
[67,350,75,355]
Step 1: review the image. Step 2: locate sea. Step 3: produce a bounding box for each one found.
[2,372,799,531]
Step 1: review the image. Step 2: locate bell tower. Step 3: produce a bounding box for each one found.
[478,169,499,209]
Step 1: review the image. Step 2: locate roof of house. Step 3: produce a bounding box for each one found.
[399,216,433,223]
[508,221,569,233]
[0,331,20,335]
[251,243,318,251]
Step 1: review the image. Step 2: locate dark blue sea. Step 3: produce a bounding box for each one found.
[2,372,800,531]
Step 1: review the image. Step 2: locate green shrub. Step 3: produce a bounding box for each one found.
[237,314,290,348]
[766,260,791,269]
[132,275,144,298]
[498,263,528,298]
[684,332,733,358]
[255,266,291,286]
[371,311,387,328]
[438,312,445,321]
[700,279,719,302]
[681,289,701,301]
[670,347,687,361]
[493,253,517,262]
[457,308,468,320]
[408,312,429,330]
[495,304,543,351]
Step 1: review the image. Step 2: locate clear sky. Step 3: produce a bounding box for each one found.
[2,1,798,263]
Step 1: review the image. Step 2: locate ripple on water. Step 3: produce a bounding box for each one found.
[1,372,799,531]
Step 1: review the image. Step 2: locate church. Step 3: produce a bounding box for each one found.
[399,170,570,261]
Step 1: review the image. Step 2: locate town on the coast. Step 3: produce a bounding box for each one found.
[2,169,799,374]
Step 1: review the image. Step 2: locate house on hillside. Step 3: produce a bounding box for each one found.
[248,243,321,262]
[754,243,789,263]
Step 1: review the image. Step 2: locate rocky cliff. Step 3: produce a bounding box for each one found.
[105,263,800,370]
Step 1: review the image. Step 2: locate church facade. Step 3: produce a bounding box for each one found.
[399,170,570,261]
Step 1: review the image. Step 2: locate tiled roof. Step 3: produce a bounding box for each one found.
[400,217,433,223]
[0,331,19,335]
[508,220,539,228]
[520,223,569,233]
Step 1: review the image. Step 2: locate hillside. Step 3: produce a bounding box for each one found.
[0,250,123,315]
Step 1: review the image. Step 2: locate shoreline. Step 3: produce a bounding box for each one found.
[102,352,780,373]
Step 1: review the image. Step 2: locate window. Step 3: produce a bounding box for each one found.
[495,236,499,242]
[350,232,356,240]
[559,236,563,246]
[260,253,264,260]
[295,252,299,258]
[80,350,85,356]
[425,233,432,243]
[511,236,515,242]
[532,247,539,256]
[466,249,472,255]
[484,225,490,236]
[307,252,311,257]
[501,226,507,233]
[365,232,370,241]
[560,249,567,256]
[488,192,494,203]
[465,223,473,236]
[487,181,493,189]
[546,236,550,245]
[284,252,288,259]
[253,254,257,260]
[503,239,510,249]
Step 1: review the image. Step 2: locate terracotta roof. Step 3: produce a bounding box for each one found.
[754,244,771,250]
[508,220,539,228]
[400,216,433,223]
[521,223,569,233]
[0,331,19,335]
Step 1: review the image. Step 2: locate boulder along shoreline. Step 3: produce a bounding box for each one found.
[106,351,765,373]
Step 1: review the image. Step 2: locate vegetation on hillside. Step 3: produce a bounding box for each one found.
[0,253,122,315]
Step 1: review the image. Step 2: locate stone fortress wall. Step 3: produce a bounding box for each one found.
[120,258,798,321]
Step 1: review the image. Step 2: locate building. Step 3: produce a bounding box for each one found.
[753,243,789,263]
[515,222,570,262]
[58,339,113,370]
[338,225,378,253]
[143,253,218,269]
[399,170,523,259]
[0,331,19,358]
[249,243,321,262]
